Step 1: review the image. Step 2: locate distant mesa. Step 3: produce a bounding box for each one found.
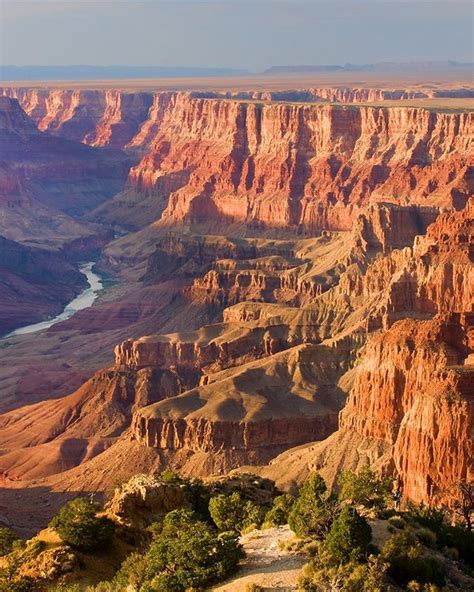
[263,60,474,75]
[1,61,473,82]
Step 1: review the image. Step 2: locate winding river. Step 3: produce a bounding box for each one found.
[6,262,103,337]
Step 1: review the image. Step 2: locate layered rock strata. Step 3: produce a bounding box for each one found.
[260,200,473,506]
[2,89,472,233]
[133,98,473,230]
[131,343,345,461]
[3,86,473,149]
[0,84,472,523]
[0,97,130,217]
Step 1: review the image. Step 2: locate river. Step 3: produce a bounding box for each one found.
[5,262,103,337]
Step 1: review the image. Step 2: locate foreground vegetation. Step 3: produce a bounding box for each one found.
[0,469,472,591]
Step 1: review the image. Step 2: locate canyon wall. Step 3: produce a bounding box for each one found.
[1,89,154,148]
[0,85,472,521]
[339,313,473,505]
[0,96,131,333]
[263,200,473,507]
[0,236,87,335]
[129,96,473,230]
[0,97,130,246]
[2,88,472,232]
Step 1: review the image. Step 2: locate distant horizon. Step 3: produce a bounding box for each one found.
[1,60,473,82]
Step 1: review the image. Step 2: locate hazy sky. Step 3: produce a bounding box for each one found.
[1,1,473,71]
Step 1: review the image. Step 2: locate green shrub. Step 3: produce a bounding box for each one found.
[387,515,405,530]
[407,503,474,567]
[144,509,244,591]
[0,578,34,592]
[381,529,446,587]
[181,477,212,522]
[288,473,336,538]
[415,527,437,548]
[159,469,182,484]
[114,551,150,591]
[264,494,294,526]
[242,500,266,531]
[441,546,459,561]
[209,492,267,533]
[299,551,390,592]
[407,503,445,531]
[437,523,474,567]
[337,466,392,510]
[325,506,372,564]
[0,528,18,557]
[209,492,246,532]
[49,498,115,552]
[22,539,45,561]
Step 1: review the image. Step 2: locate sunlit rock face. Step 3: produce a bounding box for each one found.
[3,88,472,231]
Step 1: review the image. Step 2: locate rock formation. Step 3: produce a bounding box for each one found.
[260,200,473,507]
[2,88,472,231]
[105,474,189,529]
[0,96,133,334]
[0,85,471,531]
[0,96,129,247]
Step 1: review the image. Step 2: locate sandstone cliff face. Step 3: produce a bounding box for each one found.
[222,87,474,103]
[260,200,473,506]
[339,314,473,505]
[5,86,472,149]
[132,97,473,230]
[3,88,471,232]
[1,89,154,148]
[0,97,130,227]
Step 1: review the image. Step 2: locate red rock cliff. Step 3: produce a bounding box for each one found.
[130,97,472,230]
[340,314,473,505]
[3,89,472,232]
[1,88,154,148]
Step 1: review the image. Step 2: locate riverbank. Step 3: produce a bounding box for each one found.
[4,262,104,338]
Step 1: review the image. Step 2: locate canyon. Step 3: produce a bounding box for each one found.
[0,82,472,534]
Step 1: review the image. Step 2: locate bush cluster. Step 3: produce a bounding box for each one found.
[209,491,266,533]
[0,527,18,557]
[5,468,472,592]
[288,473,336,538]
[295,470,472,592]
[119,509,244,591]
[49,497,115,552]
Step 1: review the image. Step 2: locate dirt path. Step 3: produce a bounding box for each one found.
[212,525,306,591]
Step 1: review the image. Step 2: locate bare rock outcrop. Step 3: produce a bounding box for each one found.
[106,473,188,529]
[337,313,473,505]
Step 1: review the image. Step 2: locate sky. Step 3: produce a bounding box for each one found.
[0,1,473,71]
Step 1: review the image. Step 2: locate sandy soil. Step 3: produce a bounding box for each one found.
[212,525,306,592]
